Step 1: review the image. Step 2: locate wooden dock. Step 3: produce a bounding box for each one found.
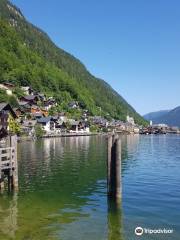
[0,135,18,192]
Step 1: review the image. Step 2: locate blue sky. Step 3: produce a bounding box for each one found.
[11,0,180,115]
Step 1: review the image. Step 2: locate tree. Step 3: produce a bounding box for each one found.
[7,95,19,108]
[90,125,99,133]
[13,86,25,98]
[8,114,21,135]
[34,124,44,138]
[0,18,147,126]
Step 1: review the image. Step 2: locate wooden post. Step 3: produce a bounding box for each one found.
[108,198,123,240]
[0,171,4,192]
[0,135,18,192]
[115,138,122,198]
[107,134,122,201]
[0,149,4,192]
[107,135,112,193]
[11,135,18,190]
[8,170,12,192]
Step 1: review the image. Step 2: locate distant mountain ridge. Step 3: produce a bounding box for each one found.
[144,110,170,121]
[0,0,147,125]
[144,107,180,127]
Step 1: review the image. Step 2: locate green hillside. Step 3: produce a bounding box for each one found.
[0,0,146,125]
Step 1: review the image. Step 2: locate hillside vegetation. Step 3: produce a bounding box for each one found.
[0,0,146,125]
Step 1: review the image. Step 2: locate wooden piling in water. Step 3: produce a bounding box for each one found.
[107,134,122,201]
[10,135,18,190]
[0,135,18,192]
[0,170,4,192]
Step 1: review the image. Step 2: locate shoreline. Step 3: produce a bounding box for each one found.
[17,131,180,142]
[17,132,106,142]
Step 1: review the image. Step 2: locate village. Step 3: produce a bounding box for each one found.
[0,81,146,139]
[0,81,179,141]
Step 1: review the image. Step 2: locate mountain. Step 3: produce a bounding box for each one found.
[144,107,180,127]
[144,110,170,121]
[0,0,146,125]
[155,107,180,127]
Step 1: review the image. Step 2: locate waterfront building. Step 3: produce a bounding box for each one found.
[37,117,55,133]
[126,115,135,125]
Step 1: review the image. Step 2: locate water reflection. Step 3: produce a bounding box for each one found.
[108,199,124,240]
[121,134,140,154]
[0,135,126,240]
[3,135,179,240]
[8,136,109,239]
[0,193,18,238]
[121,134,140,174]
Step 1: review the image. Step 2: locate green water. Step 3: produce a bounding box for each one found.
[0,135,179,240]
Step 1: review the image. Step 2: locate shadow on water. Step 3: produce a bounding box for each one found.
[0,192,18,239]
[108,198,124,240]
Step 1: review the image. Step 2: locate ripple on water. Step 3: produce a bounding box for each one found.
[0,135,179,240]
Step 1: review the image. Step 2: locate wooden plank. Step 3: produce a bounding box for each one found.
[0,153,15,159]
[0,147,15,151]
[0,135,18,191]
[0,159,15,163]
[107,135,112,193]
[11,135,18,189]
[115,138,122,198]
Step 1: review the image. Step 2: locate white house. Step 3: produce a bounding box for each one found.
[0,84,12,95]
[37,117,55,133]
[21,86,33,95]
[133,127,140,134]
[126,115,135,125]
[44,99,57,111]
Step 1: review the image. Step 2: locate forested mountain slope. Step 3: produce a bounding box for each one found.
[0,0,146,124]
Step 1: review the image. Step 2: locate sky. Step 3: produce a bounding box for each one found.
[11,0,180,115]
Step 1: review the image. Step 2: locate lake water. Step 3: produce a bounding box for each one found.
[0,135,179,240]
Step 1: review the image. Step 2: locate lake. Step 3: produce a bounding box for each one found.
[0,135,179,240]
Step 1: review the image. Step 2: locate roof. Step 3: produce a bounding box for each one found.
[0,84,9,90]
[37,93,45,97]
[0,103,8,111]
[18,102,31,109]
[22,95,38,101]
[0,103,17,118]
[21,86,30,90]
[37,117,52,123]
[19,101,29,106]
[3,82,15,87]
